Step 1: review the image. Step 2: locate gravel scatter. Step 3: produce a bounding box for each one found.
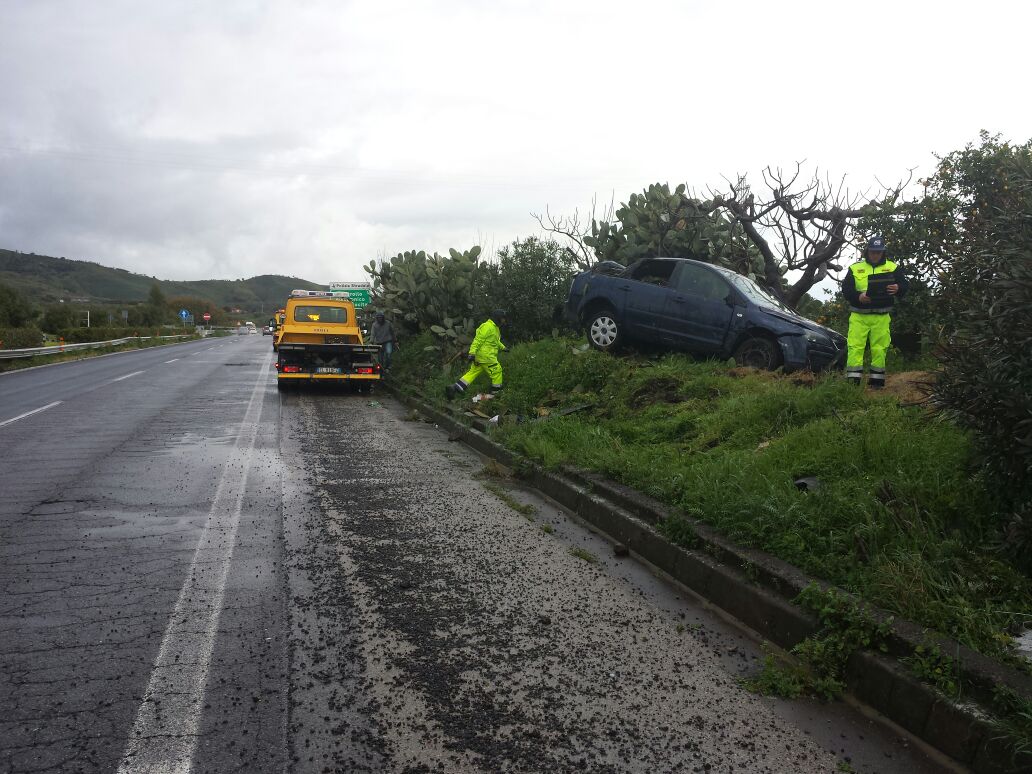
[285,393,844,773]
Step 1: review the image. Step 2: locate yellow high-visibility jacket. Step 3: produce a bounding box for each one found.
[469,319,505,363]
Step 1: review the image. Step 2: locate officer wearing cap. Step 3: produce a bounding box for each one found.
[841,236,909,388]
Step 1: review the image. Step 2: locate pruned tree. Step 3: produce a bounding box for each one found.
[706,165,910,307]
[531,194,615,271]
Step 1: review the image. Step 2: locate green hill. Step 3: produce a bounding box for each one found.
[0,250,325,311]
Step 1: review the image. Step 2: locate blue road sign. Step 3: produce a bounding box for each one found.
[179,309,189,320]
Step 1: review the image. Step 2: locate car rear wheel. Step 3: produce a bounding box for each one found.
[734,336,782,370]
[586,310,621,352]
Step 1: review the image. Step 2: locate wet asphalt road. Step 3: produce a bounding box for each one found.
[1,336,952,773]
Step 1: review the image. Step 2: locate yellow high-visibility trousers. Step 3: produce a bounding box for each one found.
[846,312,891,385]
[459,358,503,390]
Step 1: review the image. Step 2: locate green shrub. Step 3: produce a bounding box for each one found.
[932,140,1032,572]
[0,282,37,327]
[0,326,44,349]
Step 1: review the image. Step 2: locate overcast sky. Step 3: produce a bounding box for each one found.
[2,0,1030,289]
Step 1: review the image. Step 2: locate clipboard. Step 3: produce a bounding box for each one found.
[866,273,894,303]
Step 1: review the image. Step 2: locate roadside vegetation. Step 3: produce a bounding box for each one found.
[392,334,1032,669]
[378,132,1032,749]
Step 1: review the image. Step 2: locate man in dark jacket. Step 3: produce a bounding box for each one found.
[841,236,909,388]
[369,311,397,371]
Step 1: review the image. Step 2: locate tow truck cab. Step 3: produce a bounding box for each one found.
[274,290,381,389]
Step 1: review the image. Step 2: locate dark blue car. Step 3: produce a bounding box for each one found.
[563,257,845,371]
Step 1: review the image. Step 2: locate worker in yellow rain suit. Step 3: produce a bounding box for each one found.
[841,236,908,388]
[447,309,508,398]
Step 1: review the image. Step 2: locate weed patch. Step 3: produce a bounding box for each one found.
[568,546,599,564]
[481,482,536,519]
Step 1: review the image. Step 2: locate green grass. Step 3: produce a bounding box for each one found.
[391,333,1032,669]
[481,481,536,519]
[568,546,599,564]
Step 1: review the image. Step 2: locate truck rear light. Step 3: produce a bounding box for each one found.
[356,366,374,374]
[282,365,302,373]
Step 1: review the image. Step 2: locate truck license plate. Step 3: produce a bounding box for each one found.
[316,367,343,374]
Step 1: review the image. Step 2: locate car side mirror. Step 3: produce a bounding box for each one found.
[725,292,735,307]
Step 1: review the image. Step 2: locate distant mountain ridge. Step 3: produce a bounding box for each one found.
[0,249,325,310]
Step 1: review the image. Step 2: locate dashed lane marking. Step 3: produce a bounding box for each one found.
[0,400,63,428]
[109,370,146,383]
[164,358,180,363]
[116,353,272,774]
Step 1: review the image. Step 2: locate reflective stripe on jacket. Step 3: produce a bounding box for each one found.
[469,319,505,362]
[842,258,907,313]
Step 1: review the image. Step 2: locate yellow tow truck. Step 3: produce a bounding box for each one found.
[274,290,381,390]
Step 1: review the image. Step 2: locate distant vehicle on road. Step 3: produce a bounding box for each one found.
[275,290,381,390]
[262,325,273,336]
[236,326,249,336]
[563,257,845,372]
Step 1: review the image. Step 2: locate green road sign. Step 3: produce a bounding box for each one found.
[328,283,372,309]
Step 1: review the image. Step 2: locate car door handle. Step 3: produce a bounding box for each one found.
[671,296,686,303]
[617,285,631,291]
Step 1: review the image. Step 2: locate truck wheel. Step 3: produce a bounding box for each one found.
[734,336,782,370]
[586,309,621,352]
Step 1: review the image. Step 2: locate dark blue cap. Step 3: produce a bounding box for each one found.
[866,236,886,252]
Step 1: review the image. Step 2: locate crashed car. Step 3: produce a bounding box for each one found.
[563,257,845,372]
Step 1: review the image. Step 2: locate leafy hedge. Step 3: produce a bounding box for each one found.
[0,327,44,349]
[932,140,1032,570]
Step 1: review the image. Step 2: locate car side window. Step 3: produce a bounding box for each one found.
[630,260,677,287]
[674,264,730,301]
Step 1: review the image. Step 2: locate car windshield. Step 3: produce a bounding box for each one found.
[723,272,793,312]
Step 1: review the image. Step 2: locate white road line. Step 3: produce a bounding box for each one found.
[0,401,62,428]
[116,354,271,774]
[164,358,180,363]
[110,370,146,383]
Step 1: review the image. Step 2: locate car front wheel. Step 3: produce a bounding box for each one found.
[586,310,622,352]
[734,336,782,370]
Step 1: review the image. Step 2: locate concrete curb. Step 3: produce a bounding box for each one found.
[384,383,1032,773]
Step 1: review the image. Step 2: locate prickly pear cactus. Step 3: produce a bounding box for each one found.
[364,246,487,357]
[584,183,768,281]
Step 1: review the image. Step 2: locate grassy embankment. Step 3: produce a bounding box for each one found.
[0,334,202,373]
[391,334,1032,675]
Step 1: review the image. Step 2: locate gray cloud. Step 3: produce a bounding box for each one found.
[2,0,1030,286]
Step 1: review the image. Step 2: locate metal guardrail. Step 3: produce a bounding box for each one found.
[0,335,194,360]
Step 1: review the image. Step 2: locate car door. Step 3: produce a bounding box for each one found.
[620,259,680,340]
[662,263,735,352]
